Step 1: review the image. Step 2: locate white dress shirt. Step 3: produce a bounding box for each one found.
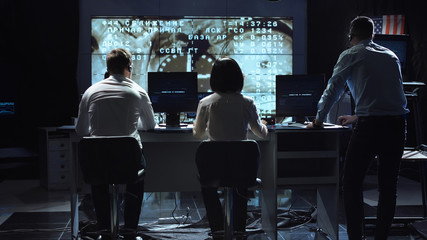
[76,74,156,148]
[193,92,268,140]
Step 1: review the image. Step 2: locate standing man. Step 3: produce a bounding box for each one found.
[308,16,408,240]
[76,48,156,240]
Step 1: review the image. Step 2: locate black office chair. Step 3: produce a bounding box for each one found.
[78,136,144,240]
[195,140,260,240]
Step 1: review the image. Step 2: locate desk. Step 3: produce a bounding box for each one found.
[265,126,347,240]
[58,124,348,240]
[401,150,427,217]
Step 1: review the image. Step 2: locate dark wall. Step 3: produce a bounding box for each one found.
[307,0,427,145]
[0,0,79,149]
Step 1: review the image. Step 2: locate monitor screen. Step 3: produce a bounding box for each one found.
[374,34,409,74]
[148,72,198,126]
[90,16,293,117]
[276,74,325,123]
[0,102,15,116]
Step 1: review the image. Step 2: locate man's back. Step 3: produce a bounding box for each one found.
[344,40,408,117]
[76,74,156,147]
[85,78,142,136]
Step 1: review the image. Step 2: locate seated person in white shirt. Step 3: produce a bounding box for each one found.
[193,57,268,239]
[76,48,156,240]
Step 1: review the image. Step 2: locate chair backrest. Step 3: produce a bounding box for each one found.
[78,136,142,185]
[195,140,260,188]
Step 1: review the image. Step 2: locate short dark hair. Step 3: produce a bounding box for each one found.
[210,57,244,93]
[106,48,132,75]
[349,16,374,40]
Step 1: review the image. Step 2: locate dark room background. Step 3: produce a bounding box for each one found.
[0,0,426,175]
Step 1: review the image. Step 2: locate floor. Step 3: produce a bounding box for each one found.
[0,174,426,240]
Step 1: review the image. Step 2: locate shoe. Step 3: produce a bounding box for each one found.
[97,235,111,240]
[121,227,139,240]
[123,236,143,240]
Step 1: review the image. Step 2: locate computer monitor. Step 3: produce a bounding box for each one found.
[276,74,325,123]
[87,16,297,117]
[148,72,198,127]
[0,102,15,116]
[374,34,409,75]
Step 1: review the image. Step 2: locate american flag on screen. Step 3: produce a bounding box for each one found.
[372,15,405,35]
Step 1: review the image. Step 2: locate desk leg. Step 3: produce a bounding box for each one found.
[421,161,427,217]
[317,185,339,240]
[261,188,277,240]
[259,137,277,240]
[70,141,79,240]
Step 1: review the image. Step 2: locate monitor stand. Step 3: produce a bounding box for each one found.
[159,112,187,128]
[293,116,306,124]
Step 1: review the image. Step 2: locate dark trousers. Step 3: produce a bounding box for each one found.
[342,115,406,240]
[91,153,146,230]
[201,186,248,234]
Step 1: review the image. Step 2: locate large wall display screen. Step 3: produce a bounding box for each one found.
[91,16,293,116]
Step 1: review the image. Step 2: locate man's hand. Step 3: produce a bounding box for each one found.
[307,119,324,129]
[261,119,268,126]
[337,115,358,125]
